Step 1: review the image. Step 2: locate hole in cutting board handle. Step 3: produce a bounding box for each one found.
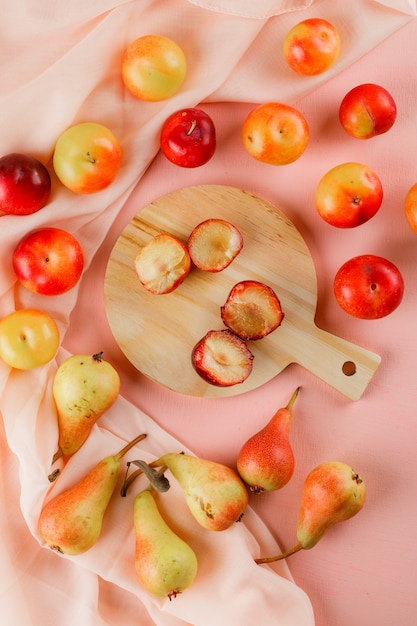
[342,361,357,376]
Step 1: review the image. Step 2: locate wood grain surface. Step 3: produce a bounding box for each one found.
[104,185,381,399]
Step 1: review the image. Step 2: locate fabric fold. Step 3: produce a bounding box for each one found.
[185,0,416,18]
[0,0,415,624]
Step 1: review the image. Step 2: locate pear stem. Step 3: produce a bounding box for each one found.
[49,449,65,481]
[48,433,146,483]
[115,433,147,462]
[51,448,64,465]
[121,467,142,495]
[286,386,300,411]
[255,543,303,564]
[129,460,170,492]
[120,460,168,496]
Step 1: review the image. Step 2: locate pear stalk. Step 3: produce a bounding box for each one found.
[286,386,300,411]
[52,448,64,465]
[121,462,168,496]
[255,543,303,564]
[128,460,170,493]
[115,433,147,459]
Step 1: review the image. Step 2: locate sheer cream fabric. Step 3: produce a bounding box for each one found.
[0,1,414,624]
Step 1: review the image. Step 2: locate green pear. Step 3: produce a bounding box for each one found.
[51,352,120,466]
[134,487,198,599]
[39,433,146,555]
[237,387,299,493]
[255,461,366,564]
[150,453,249,531]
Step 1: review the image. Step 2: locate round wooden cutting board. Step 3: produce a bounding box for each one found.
[104,185,381,400]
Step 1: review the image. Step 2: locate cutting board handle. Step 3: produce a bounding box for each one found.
[289,325,381,401]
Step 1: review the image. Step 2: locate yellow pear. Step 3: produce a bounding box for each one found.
[150,452,249,531]
[134,487,198,599]
[51,352,120,467]
[39,434,146,555]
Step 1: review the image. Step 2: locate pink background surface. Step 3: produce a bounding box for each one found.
[66,15,417,626]
[1,2,417,626]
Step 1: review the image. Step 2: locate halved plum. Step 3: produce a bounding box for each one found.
[192,329,254,386]
[135,233,191,294]
[221,280,284,340]
[188,218,243,272]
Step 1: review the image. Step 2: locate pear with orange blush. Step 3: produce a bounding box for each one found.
[133,486,198,599]
[237,387,299,493]
[256,461,366,564]
[39,434,146,555]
